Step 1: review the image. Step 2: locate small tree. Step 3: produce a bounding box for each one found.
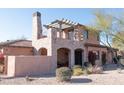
[87,10,124,64]
[112,31,124,51]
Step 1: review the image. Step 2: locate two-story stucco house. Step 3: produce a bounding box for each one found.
[0,11,117,76]
[32,11,117,68]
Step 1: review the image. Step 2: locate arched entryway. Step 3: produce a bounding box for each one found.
[38,48,47,56]
[75,49,83,66]
[101,52,106,65]
[57,48,70,68]
[88,51,96,66]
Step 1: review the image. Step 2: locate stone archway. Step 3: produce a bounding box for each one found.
[57,48,70,68]
[75,49,83,66]
[38,48,47,56]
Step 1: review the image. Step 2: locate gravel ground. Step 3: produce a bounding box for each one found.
[0,64,124,85]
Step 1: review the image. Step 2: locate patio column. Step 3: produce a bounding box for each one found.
[70,50,74,68]
[82,50,84,66]
[99,51,102,62]
[84,47,88,62]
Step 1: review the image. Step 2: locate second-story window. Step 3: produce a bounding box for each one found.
[80,34,84,41]
[83,30,88,40]
[57,31,60,38]
[74,31,79,40]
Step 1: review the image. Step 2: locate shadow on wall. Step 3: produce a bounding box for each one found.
[71,78,92,83]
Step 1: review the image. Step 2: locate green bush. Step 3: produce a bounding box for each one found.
[72,65,82,69]
[73,68,83,76]
[83,65,93,75]
[86,65,93,74]
[72,65,83,76]
[56,67,72,82]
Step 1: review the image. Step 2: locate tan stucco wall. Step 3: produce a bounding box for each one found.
[7,56,55,77]
[7,56,15,76]
[85,32,100,44]
[3,47,33,56]
[32,28,52,56]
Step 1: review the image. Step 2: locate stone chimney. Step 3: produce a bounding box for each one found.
[32,11,42,41]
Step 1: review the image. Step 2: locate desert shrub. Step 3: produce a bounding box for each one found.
[86,66,93,74]
[72,65,83,76]
[25,76,34,82]
[87,64,93,72]
[82,64,93,75]
[84,64,103,74]
[92,66,103,74]
[95,60,102,66]
[56,67,72,82]
[72,65,82,69]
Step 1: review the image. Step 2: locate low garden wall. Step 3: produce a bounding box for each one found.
[7,56,55,77]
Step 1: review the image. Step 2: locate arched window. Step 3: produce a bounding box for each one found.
[39,48,47,56]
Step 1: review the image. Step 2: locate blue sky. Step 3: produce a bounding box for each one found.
[0,8,123,42]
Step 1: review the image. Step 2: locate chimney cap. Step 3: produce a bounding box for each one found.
[33,11,41,17]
